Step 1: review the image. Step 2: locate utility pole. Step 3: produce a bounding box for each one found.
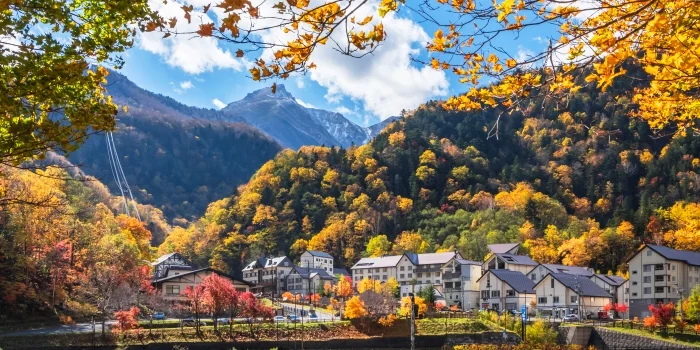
[409,292,416,350]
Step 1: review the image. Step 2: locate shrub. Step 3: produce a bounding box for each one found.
[674,318,687,333]
[526,320,558,345]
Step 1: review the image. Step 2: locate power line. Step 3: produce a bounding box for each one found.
[105,132,141,221]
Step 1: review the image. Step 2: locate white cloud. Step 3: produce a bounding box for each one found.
[212,98,227,109]
[138,0,245,74]
[296,78,305,89]
[179,81,194,90]
[295,98,316,109]
[334,106,354,116]
[308,12,448,120]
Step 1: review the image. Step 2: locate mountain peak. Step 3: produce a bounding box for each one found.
[241,84,294,102]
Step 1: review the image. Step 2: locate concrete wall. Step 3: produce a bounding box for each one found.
[589,327,698,349]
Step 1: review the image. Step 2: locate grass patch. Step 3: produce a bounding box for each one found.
[604,325,700,347]
[416,318,492,335]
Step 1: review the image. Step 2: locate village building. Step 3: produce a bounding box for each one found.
[284,266,337,296]
[626,244,700,318]
[441,256,482,310]
[533,272,612,318]
[477,269,536,313]
[527,263,594,284]
[241,256,294,296]
[300,250,335,273]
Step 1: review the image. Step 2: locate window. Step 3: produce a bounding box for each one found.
[643,265,652,272]
[632,270,638,275]
[553,296,560,303]
[166,285,180,295]
[400,266,405,271]
[491,290,501,297]
[455,282,461,289]
[591,297,595,303]
[383,275,387,280]
[643,276,651,283]
[632,281,638,286]
[408,273,413,278]
[531,274,537,281]
[655,275,664,282]
[445,282,453,288]
[506,290,515,297]
[647,250,652,256]
[655,287,665,293]
[383,268,387,272]
[672,265,676,271]
[655,264,664,271]
[435,280,441,284]
[481,290,490,298]
[400,274,405,279]
[570,295,578,303]
[643,287,651,294]
[538,297,547,304]
[417,273,423,278]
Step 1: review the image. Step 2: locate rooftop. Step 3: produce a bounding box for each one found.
[641,244,700,267]
[495,253,538,266]
[304,250,333,259]
[540,264,594,277]
[548,273,613,298]
[351,252,460,269]
[488,243,520,254]
[485,269,536,293]
[594,273,626,286]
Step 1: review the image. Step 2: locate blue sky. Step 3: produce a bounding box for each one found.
[118,0,557,127]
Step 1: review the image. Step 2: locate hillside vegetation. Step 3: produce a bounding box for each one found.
[160,75,700,276]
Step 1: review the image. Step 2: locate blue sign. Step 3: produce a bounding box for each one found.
[521,305,527,320]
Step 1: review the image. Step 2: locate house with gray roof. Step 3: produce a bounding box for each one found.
[527,263,594,284]
[285,266,337,296]
[441,257,483,310]
[241,255,294,296]
[533,272,613,319]
[301,250,334,274]
[487,243,521,255]
[484,253,538,275]
[477,269,536,313]
[626,244,700,319]
[151,252,194,280]
[590,273,628,308]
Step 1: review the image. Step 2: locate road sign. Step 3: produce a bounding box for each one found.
[521,305,527,320]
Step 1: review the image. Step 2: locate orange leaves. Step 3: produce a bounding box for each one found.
[271,83,277,94]
[168,17,178,29]
[236,49,244,58]
[182,4,194,23]
[249,67,261,81]
[217,0,251,12]
[220,13,241,37]
[197,23,215,36]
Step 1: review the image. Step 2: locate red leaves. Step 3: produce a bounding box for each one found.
[648,302,674,327]
[113,307,140,334]
[198,23,215,37]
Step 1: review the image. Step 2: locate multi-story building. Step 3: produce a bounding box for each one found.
[441,256,482,310]
[284,266,337,296]
[533,272,612,318]
[152,267,250,301]
[527,263,594,284]
[151,252,194,280]
[477,269,536,313]
[350,252,464,297]
[241,256,294,296]
[590,273,627,305]
[626,244,700,318]
[300,250,334,273]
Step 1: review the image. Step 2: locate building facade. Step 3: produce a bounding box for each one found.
[152,267,249,301]
[300,250,334,273]
[626,244,700,318]
[484,253,538,275]
[477,269,535,313]
[590,273,627,305]
[151,253,194,280]
[284,266,336,296]
[441,257,482,310]
[241,256,294,296]
[533,272,612,318]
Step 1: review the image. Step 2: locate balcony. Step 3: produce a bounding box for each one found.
[415,265,442,273]
[442,272,462,280]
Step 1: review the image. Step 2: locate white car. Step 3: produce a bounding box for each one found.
[562,314,579,322]
[274,315,286,322]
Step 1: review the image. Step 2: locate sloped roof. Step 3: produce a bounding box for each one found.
[594,274,626,286]
[152,267,248,285]
[548,273,612,298]
[488,243,520,254]
[455,258,482,266]
[642,244,700,266]
[291,266,336,280]
[242,256,290,270]
[495,253,538,266]
[334,268,350,276]
[152,252,191,266]
[352,255,403,269]
[305,250,333,259]
[407,252,458,265]
[541,264,594,277]
[482,269,536,293]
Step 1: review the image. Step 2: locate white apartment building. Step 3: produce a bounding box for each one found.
[626,244,700,318]
[441,257,482,310]
[241,256,294,296]
[527,264,594,284]
[477,269,536,313]
[300,250,334,273]
[350,252,464,297]
[533,272,612,318]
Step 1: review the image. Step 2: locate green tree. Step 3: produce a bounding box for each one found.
[366,235,391,257]
[685,285,700,323]
[1,0,159,165]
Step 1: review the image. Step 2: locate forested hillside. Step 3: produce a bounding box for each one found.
[160,74,700,277]
[0,157,169,319]
[70,72,282,223]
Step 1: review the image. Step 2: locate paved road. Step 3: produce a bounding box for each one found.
[1,320,117,337]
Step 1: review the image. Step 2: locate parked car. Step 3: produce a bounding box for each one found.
[216,318,231,325]
[287,315,300,323]
[597,311,611,320]
[152,312,165,320]
[274,315,286,323]
[309,314,318,322]
[180,318,206,327]
[563,314,579,322]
